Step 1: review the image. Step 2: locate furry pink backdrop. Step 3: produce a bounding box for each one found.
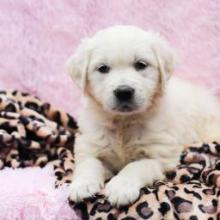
[0,0,220,116]
[0,1,220,220]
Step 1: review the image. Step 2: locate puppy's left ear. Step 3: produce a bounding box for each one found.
[153,36,176,87]
[66,38,91,92]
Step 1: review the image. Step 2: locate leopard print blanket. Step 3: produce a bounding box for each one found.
[0,91,220,220]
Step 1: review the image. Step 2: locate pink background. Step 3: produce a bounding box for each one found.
[0,1,220,219]
[0,0,220,116]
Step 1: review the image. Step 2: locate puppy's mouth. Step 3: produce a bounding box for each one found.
[113,102,137,113]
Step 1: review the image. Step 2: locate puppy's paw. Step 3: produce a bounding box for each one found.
[105,176,140,207]
[69,178,104,202]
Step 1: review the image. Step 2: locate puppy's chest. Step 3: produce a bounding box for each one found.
[97,123,148,171]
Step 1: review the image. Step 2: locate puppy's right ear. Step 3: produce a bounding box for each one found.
[66,38,91,91]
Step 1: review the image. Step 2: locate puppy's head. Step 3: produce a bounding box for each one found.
[67,26,176,115]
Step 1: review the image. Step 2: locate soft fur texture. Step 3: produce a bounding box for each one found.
[0,166,77,220]
[68,26,220,207]
[1,0,220,116]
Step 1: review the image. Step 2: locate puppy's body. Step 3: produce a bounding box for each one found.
[67,26,220,206]
[77,77,220,173]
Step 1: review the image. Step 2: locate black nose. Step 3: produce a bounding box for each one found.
[114,86,135,102]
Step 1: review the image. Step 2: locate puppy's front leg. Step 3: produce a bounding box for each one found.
[69,133,107,202]
[69,157,105,202]
[105,159,164,206]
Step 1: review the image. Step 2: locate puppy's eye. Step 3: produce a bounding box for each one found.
[134,61,148,71]
[97,65,110,74]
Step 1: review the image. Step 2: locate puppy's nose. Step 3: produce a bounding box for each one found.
[114,86,135,102]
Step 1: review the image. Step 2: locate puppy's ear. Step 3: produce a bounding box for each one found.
[66,38,91,91]
[153,36,176,88]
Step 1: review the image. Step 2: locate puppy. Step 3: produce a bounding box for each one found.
[67,25,220,207]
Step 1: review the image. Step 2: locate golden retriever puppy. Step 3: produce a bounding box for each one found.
[67,25,220,207]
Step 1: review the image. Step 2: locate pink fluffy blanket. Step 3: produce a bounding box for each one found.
[0,166,79,220]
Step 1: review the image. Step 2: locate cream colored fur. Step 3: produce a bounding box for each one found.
[67,26,220,206]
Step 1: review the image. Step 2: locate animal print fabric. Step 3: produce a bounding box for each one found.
[0,91,220,220]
